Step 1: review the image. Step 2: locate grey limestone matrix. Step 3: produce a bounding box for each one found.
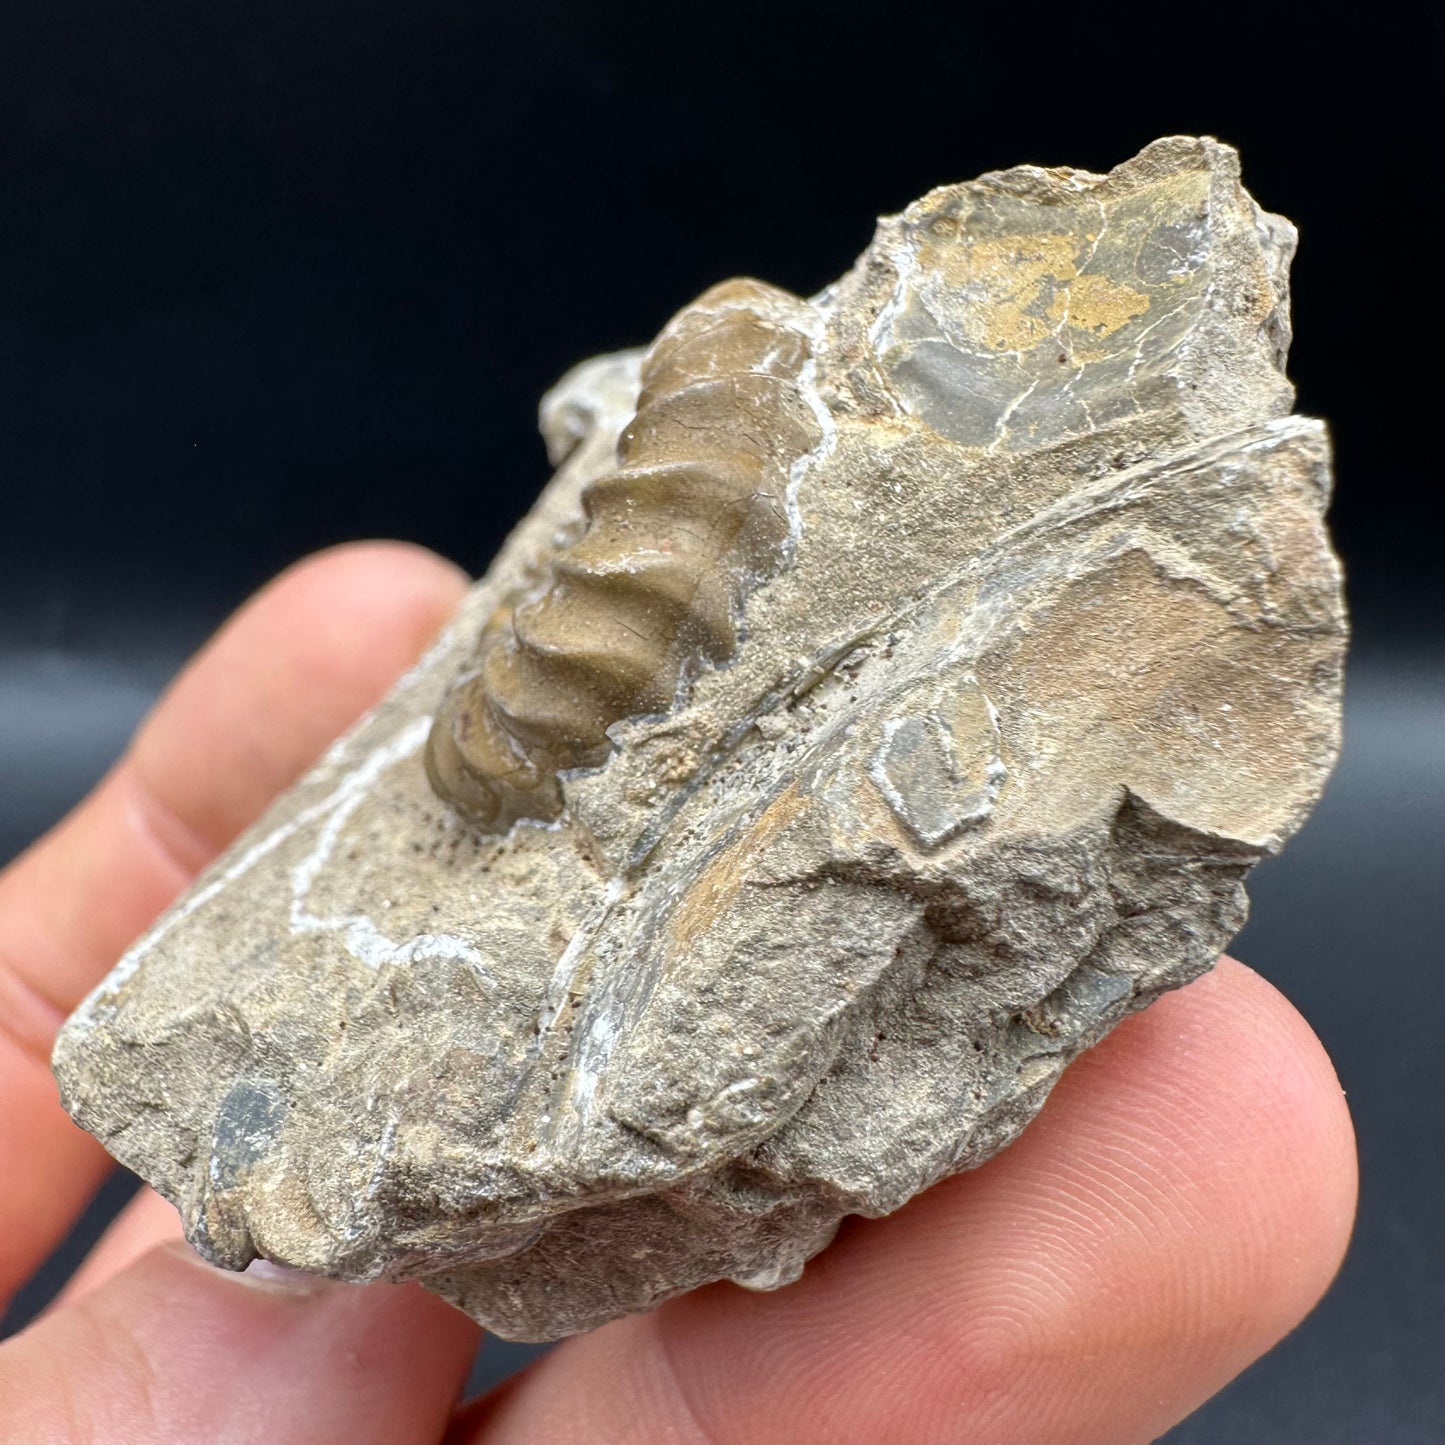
[54,137,1346,1341]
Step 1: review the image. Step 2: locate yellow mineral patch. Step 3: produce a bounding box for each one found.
[924,231,1078,354]
[919,226,1148,355]
[1048,272,1151,338]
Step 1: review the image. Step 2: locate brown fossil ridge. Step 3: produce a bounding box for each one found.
[426,278,824,831]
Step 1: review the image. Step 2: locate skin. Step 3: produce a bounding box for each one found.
[0,542,1357,1443]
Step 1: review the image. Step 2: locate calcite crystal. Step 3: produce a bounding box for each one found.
[54,137,1346,1341]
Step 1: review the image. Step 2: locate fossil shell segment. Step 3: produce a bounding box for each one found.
[426,278,824,830]
[54,138,1347,1342]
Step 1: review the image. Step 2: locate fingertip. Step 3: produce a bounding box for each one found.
[3,1239,482,1444]
[54,1185,183,1310]
[923,953,1360,1437]
[187,538,472,715]
[1153,957,1358,1328]
[129,540,471,858]
[257,540,471,621]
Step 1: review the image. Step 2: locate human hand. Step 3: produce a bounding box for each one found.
[0,543,1356,1443]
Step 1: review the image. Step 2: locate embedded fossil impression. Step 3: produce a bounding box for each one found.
[54,137,1346,1342]
[426,279,824,831]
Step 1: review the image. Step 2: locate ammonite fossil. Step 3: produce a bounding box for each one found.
[425,278,824,830]
[55,138,1345,1342]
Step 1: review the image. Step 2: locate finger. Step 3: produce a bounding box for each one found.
[0,1241,481,1445]
[54,1187,183,1309]
[0,542,468,1303]
[453,958,1357,1445]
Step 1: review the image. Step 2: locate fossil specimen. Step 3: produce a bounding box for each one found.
[427,278,824,830]
[54,137,1346,1342]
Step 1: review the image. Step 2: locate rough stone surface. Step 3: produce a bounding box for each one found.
[54,137,1346,1341]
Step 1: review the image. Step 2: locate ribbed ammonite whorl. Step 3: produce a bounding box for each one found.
[425,277,824,830]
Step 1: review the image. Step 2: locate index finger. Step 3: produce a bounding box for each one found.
[0,542,468,1306]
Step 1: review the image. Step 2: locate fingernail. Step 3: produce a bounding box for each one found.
[164,1239,344,1298]
[238,1257,346,1297]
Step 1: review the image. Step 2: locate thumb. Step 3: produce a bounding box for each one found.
[0,1238,481,1444]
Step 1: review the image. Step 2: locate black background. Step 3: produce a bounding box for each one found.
[1,2,1440,1440]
